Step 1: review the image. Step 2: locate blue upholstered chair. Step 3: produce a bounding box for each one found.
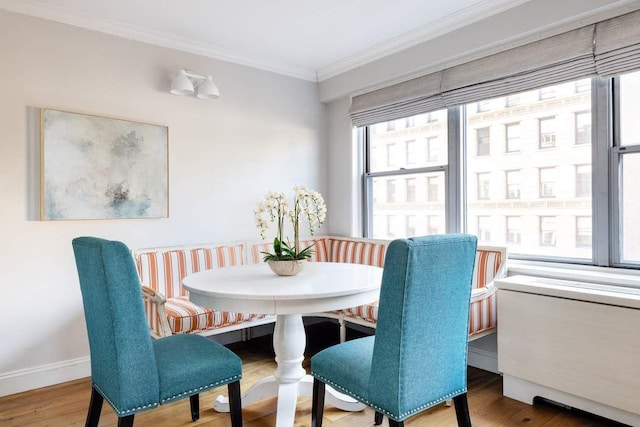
[311,234,477,427]
[72,237,243,427]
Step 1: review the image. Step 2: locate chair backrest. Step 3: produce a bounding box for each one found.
[369,234,477,419]
[72,237,159,413]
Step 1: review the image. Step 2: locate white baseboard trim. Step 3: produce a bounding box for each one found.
[0,356,90,398]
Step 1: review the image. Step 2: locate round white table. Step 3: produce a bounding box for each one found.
[182,261,383,427]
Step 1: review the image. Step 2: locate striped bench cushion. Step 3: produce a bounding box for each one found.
[166,297,269,334]
[327,237,387,267]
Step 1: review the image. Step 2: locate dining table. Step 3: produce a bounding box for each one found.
[182,261,383,427]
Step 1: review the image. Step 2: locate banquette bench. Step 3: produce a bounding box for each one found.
[132,236,506,341]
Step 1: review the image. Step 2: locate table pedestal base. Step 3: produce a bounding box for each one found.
[213,314,365,426]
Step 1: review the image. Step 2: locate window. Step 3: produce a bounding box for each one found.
[539,117,556,148]
[507,216,521,244]
[575,78,590,93]
[426,176,439,201]
[540,216,557,246]
[426,112,438,123]
[477,100,491,112]
[405,178,416,202]
[539,87,555,100]
[406,140,416,165]
[575,111,591,145]
[426,136,440,162]
[539,167,556,198]
[576,164,591,197]
[386,180,396,202]
[476,127,490,156]
[505,95,520,107]
[505,122,520,152]
[362,73,640,265]
[576,216,592,248]
[405,116,415,128]
[505,170,520,199]
[386,120,396,131]
[365,111,448,239]
[477,173,490,200]
[478,216,492,242]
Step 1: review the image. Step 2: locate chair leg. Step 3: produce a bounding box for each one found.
[453,393,472,427]
[190,394,199,421]
[85,386,103,427]
[117,415,134,427]
[388,420,404,427]
[227,380,243,427]
[374,411,384,425]
[311,378,326,427]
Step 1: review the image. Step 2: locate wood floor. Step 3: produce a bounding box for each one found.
[0,323,628,427]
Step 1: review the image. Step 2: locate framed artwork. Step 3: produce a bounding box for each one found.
[40,108,169,220]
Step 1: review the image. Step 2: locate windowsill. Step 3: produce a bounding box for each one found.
[507,259,640,290]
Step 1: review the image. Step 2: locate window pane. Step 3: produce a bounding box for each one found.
[621,152,640,262]
[369,110,448,172]
[370,172,446,239]
[620,71,640,147]
[466,79,592,259]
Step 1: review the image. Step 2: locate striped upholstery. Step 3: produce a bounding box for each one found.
[133,243,268,337]
[327,237,387,267]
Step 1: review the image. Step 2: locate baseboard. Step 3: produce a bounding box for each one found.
[467,333,499,374]
[0,356,90,398]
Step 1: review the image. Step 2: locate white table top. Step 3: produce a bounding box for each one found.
[183,262,383,315]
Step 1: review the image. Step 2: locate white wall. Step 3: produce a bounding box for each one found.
[0,10,326,395]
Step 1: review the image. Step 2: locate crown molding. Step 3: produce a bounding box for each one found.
[315,0,530,81]
[0,0,318,81]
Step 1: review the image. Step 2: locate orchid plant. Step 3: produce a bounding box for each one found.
[254,186,327,261]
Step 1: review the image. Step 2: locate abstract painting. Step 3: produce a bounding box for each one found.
[41,109,168,220]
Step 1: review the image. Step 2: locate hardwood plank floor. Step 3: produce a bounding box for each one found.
[0,323,628,426]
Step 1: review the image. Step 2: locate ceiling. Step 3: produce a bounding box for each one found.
[0,0,533,81]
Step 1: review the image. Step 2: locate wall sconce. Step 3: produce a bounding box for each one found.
[170,69,220,99]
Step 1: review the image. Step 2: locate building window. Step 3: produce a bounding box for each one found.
[405,178,416,202]
[576,164,591,197]
[477,100,491,112]
[387,215,399,238]
[386,120,396,131]
[426,112,438,123]
[478,216,492,242]
[476,127,490,156]
[386,143,397,167]
[576,216,592,248]
[539,167,556,198]
[427,176,439,201]
[386,180,396,202]
[426,215,442,235]
[405,116,415,128]
[539,87,555,100]
[426,136,439,162]
[505,122,520,153]
[575,78,590,93]
[405,140,416,165]
[477,172,490,200]
[575,111,591,145]
[505,170,521,199]
[506,216,521,244]
[406,215,417,236]
[539,117,556,148]
[540,216,557,246]
[505,95,520,107]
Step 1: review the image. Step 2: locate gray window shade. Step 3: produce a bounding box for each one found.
[351,10,640,127]
[595,11,640,77]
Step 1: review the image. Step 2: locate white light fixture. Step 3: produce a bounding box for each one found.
[170,69,219,99]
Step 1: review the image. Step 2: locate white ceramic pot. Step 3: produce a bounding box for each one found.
[267,259,306,276]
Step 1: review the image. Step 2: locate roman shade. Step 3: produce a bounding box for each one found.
[350,9,640,127]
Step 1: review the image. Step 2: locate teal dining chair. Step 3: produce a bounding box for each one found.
[311,234,477,427]
[72,237,243,427]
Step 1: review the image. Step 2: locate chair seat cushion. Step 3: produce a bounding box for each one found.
[166,297,268,334]
[154,334,242,404]
[311,336,375,404]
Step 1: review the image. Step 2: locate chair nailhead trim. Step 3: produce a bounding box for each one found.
[94,383,158,416]
[310,374,466,421]
[159,374,242,404]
